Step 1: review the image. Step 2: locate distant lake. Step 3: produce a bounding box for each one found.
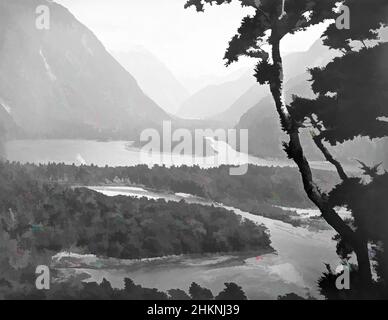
[5,139,354,172]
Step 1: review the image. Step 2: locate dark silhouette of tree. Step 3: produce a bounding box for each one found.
[168,289,191,300]
[215,283,247,300]
[185,0,388,290]
[5,275,250,300]
[290,0,388,298]
[277,293,308,300]
[189,282,214,300]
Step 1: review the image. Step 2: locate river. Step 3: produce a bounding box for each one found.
[54,186,339,300]
[5,139,344,299]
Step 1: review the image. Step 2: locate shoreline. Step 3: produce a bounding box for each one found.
[52,248,276,272]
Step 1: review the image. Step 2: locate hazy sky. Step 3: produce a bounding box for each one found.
[55,0,328,80]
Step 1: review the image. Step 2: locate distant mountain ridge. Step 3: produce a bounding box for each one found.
[235,40,386,164]
[214,40,339,125]
[179,67,252,95]
[114,49,190,115]
[236,72,319,159]
[212,84,270,125]
[0,0,169,140]
[177,70,256,119]
[231,40,341,159]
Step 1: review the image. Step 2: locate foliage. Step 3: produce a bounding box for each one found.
[185,0,337,96]
[290,43,388,144]
[3,161,339,224]
[5,276,248,300]
[0,161,273,298]
[215,282,248,300]
[322,0,388,51]
[289,0,388,298]
[189,282,214,300]
[0,162,271,261]
[277,292,315,300]
[186,0,388,299]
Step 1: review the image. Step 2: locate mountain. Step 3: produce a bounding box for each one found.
[179,67,252,95]
[214,40,339,126]
[212,84,270,126]
[113,49,190,115]
[282,39,338,81]
[236,72,320,159]
[233,40,342,158]
[177,71,256,119]
[0,0,169,140]
[236,40,386,163]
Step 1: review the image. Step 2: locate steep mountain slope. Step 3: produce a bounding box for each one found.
[213,84,270,126]
[0,0,169,139]
[215,40,339,125]
[236,73,319,159]
[177,71,256,119]
[282,39,337,81]
[236,41,386,163]
[114,49,189,115]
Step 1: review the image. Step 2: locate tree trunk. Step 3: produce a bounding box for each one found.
[354,236,373,288]
[268,35,373,287]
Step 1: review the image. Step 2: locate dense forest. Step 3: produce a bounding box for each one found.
[5,161,338,226]
[0,160,272,298]
[0,161,272,258]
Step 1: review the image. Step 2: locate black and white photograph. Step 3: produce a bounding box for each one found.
[0,0,387,307]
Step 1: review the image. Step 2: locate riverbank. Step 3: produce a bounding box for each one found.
[86,184,332,231]
[55,186,339,299]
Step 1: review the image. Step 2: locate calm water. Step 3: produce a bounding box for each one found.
[5,139,347,171]
[55,186,339,300]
